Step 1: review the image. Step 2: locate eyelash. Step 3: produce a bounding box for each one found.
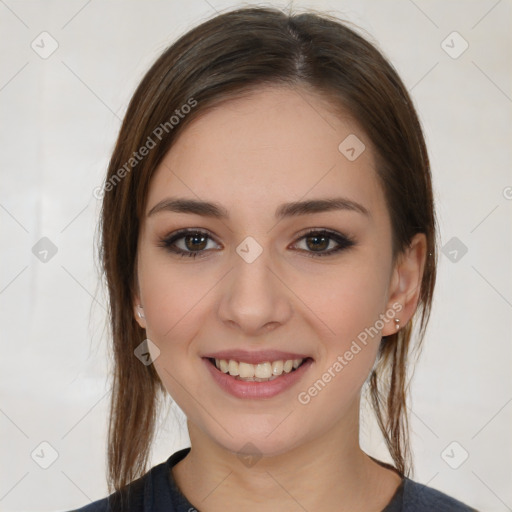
[158,228,355,259]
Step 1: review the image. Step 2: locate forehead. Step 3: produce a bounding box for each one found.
[146,86,385,221]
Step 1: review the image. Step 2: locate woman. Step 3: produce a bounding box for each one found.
[74,6,476,511]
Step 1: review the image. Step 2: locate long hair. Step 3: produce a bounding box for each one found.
[98,6,438,493]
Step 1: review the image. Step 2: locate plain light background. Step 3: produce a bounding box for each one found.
[0,0,511,510]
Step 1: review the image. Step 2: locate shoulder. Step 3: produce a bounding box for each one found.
[65,449,191,512]
[70,497,109,512]
[402,478,477,511]
[67,459,160,512]
[66,473,145,512]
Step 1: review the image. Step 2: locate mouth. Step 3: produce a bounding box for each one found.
[202,352,314,399]
[207,357,310,382]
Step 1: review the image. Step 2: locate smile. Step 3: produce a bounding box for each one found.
[203,352,313,399]
[212,357,304,381]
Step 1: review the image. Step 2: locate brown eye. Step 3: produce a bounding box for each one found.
[159,229,221,258]
[305,234,330,252]
[184,233,208,251]
[293,229,355,257]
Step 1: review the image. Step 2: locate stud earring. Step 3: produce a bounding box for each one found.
[394,318,400,331]
[137,305,145,319]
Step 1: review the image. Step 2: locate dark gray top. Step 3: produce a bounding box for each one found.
[69,448,477,511]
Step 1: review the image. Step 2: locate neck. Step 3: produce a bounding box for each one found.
[172,400,402,512]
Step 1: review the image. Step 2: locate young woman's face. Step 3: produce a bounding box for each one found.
[135,86,411,457]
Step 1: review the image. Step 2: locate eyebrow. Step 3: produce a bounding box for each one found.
[147,196,370,219]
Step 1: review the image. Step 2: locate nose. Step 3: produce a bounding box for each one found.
[216,247,293,337]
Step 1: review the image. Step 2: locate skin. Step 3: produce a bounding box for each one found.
[133,85,427,511]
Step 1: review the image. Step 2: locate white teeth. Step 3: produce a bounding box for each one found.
[271,360,283,375]
[238,362,255,378]
[213,357,305,381]
[228,359,239,376]
[255,362,272,379]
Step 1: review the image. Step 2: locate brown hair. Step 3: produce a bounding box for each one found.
[99,5,438,493]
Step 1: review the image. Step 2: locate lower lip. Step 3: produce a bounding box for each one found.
[203,358,313,399]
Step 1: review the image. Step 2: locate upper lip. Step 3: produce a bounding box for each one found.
[202,349,311,364]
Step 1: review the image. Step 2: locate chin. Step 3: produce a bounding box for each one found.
[198,415,308,460]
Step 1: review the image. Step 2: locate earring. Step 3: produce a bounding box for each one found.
[394,318,400,331]
[137,305,145,319]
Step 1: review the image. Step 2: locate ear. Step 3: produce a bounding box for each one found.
[381,233,427,336]
[133,293,147,329]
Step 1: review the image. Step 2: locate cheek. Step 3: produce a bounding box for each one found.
[139,254,214,340]
[289,255,391,404]
[137,257,222,397]
[293,256,390,349]
[140,263,213,412]
[293,268,387,421]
